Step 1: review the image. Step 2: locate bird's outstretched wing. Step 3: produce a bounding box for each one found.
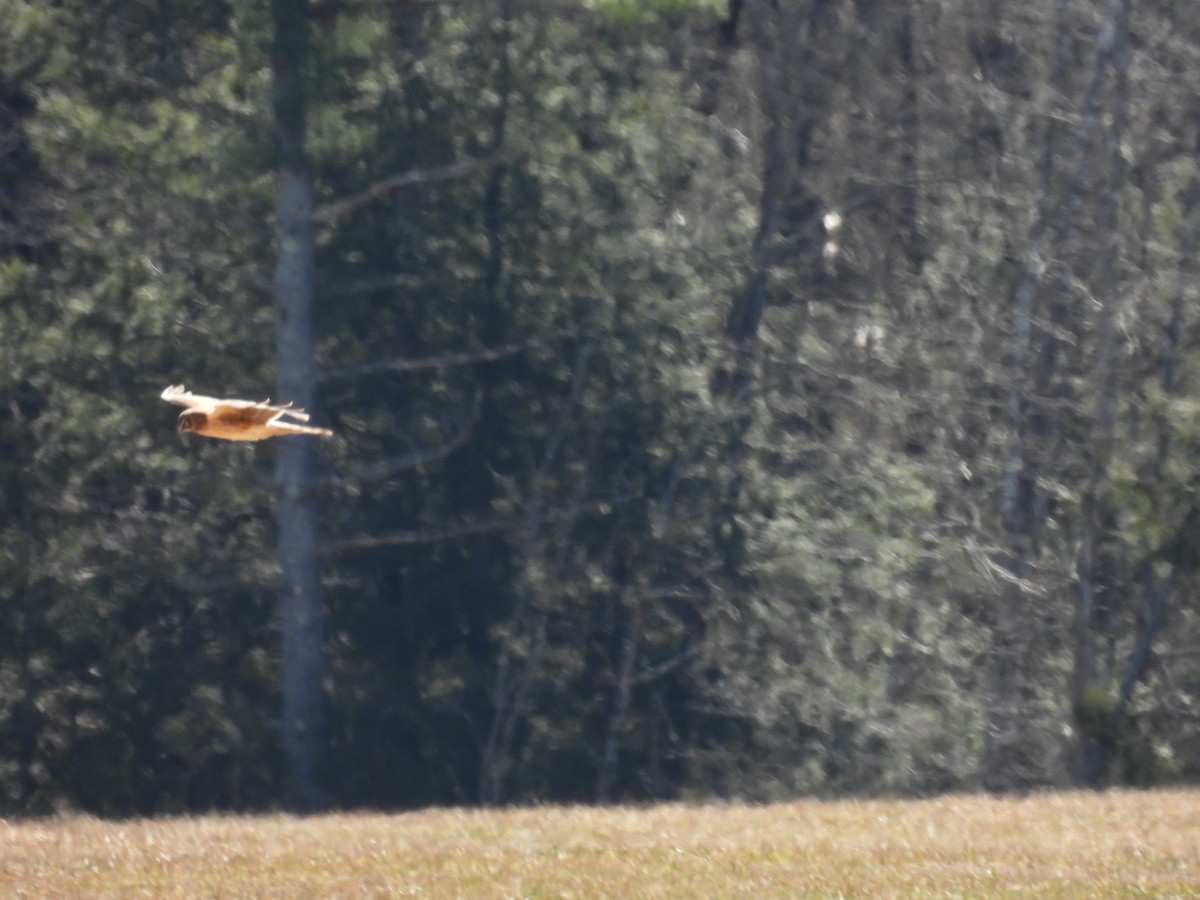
[162,385,333,441]
[260,417,334,438]
[161,384,221,412]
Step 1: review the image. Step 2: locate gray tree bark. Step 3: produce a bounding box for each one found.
[271,0,326,809]
[988,0,1092,787]
[1070,0,1131,786]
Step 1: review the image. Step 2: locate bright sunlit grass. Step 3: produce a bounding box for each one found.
[2,789,1197,897]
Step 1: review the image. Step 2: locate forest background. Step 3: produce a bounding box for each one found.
[2,0,1199,816]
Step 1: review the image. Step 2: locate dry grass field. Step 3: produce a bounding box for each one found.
[1,789,1198,897]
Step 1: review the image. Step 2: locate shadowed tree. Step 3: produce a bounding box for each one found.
[271,0,326,809]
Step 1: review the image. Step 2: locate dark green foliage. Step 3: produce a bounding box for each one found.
[3,0,1200,814]
[0,0,281,813]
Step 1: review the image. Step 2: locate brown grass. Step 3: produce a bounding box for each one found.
[2,789,1198,897]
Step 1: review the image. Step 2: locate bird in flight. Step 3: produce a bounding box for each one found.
[161,385,333,441]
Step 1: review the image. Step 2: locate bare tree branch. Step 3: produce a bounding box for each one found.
[328,491,637,553]
[330,517,514,551]
[312,153,506,225]
[320,337,536,383]
[322,398,479,487]
[321,272,423,298]
[320,325,585,383]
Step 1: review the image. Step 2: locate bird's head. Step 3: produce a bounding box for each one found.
[178,411,207,434]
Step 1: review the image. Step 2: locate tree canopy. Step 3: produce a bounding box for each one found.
[3,0,1200,815]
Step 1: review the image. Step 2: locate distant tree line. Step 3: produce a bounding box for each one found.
[2,0,1200,815]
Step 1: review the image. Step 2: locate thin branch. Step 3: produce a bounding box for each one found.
[312,153,506,225]
[635,645,702,685]
[321,272,423,298]
[321,326,583,382]
[320,337,536,383]
[328,490,637,553]
[330,516,514,551]
[323,398,479,487]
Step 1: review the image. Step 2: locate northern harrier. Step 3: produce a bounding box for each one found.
[161,385,333,441]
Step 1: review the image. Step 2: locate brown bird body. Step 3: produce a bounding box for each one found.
[161,385,333,441]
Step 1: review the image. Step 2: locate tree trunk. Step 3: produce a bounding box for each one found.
[271,0,326,809]
[1070,0,1131,787]
[595,596,641,804]
[712,3,803,577]
[987,0,1096,787]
